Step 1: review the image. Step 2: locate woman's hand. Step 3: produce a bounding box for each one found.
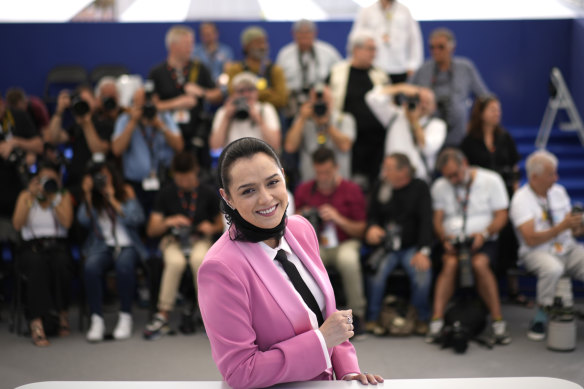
[343,372,384,385]
[319,309,354,349]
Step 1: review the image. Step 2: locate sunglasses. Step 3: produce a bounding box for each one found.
[429,44,446,51]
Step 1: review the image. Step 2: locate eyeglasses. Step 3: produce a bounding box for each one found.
[429,44,446,51]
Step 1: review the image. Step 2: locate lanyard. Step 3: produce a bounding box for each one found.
[178,189,198,221]
[298,48,319,90]
[138,124,158,173]
[454,176,473,235]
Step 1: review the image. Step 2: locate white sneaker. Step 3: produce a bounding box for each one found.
[87,314,105,342]
[425,319,444,343]
[113,312,133,340]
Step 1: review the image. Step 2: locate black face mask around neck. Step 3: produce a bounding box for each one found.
[229,206,288,243]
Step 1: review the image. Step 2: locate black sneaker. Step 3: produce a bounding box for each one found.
[143,314,170,341]
[527,320,546,341]
[179,311,196,335]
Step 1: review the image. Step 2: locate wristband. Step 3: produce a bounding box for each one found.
[419,246,431,257]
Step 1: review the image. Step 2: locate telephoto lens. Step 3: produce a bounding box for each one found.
[40,177,59,194]
[70,93,90,116]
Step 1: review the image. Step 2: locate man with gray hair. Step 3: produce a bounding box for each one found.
[328,32,388,191]
[276,19,342,118]
[225,26,288,110]
[149,24,222,168]
[411,27,489,147]
[427,147,511,345]
[510,149,584,341]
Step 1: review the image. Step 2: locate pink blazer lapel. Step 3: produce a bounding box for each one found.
[284,229,336,320]
[234,240,313,334]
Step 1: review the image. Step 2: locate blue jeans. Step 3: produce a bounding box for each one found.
[366,247,432,322]
[84,246,139,316]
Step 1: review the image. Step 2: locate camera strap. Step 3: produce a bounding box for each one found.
[455,176,474,235]
[138,123,159,174]
[298,48,319,91]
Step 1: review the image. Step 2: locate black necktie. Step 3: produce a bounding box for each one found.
[274,249,324,326]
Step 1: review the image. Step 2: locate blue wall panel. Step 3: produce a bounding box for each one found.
[0,19,578,127]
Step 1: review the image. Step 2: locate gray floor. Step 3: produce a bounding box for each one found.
[2,302,584,389]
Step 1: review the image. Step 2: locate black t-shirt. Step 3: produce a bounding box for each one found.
[342,67,386,181]
[148,60,215,144]
[66,112,115,188]
[0,109,39,217]
[367,178,433,250]
[152,181,220,232]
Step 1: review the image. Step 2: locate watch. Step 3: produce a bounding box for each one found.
[419,246,431,257]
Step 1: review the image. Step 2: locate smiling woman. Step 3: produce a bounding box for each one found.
[197,137,383,389]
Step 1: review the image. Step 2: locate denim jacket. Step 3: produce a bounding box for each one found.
[77,198,148,262]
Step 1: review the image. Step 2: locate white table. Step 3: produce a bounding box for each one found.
[14,377,583,389]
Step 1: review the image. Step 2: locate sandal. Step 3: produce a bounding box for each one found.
[30,320,50,347]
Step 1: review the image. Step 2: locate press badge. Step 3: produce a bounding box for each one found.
[142,176,160,191]
[447,216,464,235]
[173,109,190,124]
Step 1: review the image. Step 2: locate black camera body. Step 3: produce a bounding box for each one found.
[70,93,90,117]
[233,97,250,120]
[170,225,197,255]
[102,96,118,112]
[302,208,322,234]
[142,79,158,120]
[40,176,59,194]
[450,235,475,288]
[572,204,584,225]
[365,223,402,274]
[436,96,452,125]
[394,93,420,111]
[313,85,328,118]
[92,172,107,193]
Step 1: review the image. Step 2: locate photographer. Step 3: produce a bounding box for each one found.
[12,161,73,347]
[427,148,510,345]
[209,72,280,151]
[510,150,584,341]
[46,81,119,197]
[112,87,184,215]
[149,25,222,169]
[364,153,433,335]
[366,83,446,182]
[78,161,146,342]
[294,147,367,334]
[284,84,355,182]
[0,92,43,243]
[411,28,489,147]
[143,152,223,340]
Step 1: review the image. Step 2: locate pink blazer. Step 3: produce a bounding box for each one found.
[198,215,360,389]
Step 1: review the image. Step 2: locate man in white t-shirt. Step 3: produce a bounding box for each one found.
[428,148,511,345]
[509,150,584,341]
[209,72,281,152]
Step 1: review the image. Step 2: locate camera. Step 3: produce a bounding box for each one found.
[102,96,117,112]
[572,204,584,225]
[312,84,328,118]
[92,172,107,193]
[142,80,157,120]
[394,93,420,111]
[70,93,90,117]
[365,223,402,274]
[233,97,250,120]
[450,235,475,288]
[40,176,59,194]
[170,225,195,255]
[302,208,322,234]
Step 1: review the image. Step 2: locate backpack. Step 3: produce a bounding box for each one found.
[441,296,490,353]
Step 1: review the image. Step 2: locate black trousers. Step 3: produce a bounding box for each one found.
[17,240,73,319]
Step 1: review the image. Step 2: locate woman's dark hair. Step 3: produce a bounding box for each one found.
[216,137,284,240]
[88,161,128,212]
[36,159,61,176]
[467,95,503,139]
